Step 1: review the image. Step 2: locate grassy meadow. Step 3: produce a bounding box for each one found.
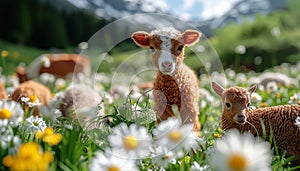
[0,37,300,171]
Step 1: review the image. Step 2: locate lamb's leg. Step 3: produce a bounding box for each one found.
[153,90,174,123]
[180,101,200,133]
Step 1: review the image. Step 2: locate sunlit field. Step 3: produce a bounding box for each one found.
[0,42,300,170]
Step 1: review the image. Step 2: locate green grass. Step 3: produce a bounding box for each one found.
[0,40,300,170]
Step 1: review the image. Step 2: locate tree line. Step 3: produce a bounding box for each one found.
[0,0,110,49]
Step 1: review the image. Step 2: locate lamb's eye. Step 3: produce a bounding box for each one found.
[177,45,184,52]
[225,102,231,108]
[149,46,155,53]
[247,103,250,107]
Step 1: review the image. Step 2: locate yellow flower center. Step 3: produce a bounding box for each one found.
[1,50,8,57]
[44,127,54,136]
[29,95,38,103]
[228,153,247,171]
[108,165,120,171]
[18,142,40,160]
[0,108,12,119]
[123,135,138,150]
[168,130,182,142]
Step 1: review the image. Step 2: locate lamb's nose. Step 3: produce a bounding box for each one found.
[237,114,245,120]
[162,61,172,68]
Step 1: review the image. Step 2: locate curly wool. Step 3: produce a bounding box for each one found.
[220,86,300,164]
[153,61,200,132]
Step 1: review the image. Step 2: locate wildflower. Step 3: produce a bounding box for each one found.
[55,78,66,90]
[21,95,41,107]
[39,73,55,84]
[209,129,272,171]
[1,50,8,57]
[2,142,54,171]
[41,55,50,68]
[24,116,47,133]
[150,146,177,168]
[89,150,138,171]
[288,93,300,105]
[35,127,62,146]
[235,45,246,55]
[8,136,21,155]
[0,100,24,126]
[261,102,268,107]
[0,125,14,149]
[152,117,199,154]
[295,116,300,128]
[191,161,209,171]
[265,81,278,93]
[108,123,152,159]
[251,92,262,102]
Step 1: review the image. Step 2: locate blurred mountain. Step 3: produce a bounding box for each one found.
[64,0,287,37]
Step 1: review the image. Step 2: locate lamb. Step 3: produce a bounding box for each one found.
[211,81,300,164]
[131,27,201,133]
[16,53,91,83]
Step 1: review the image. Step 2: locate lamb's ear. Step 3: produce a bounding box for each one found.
[248,84,257,94]
[212,81,224,97]
[183,29,202,46]
[131,31,150,48]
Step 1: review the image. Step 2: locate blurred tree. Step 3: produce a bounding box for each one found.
[0,0,31,44]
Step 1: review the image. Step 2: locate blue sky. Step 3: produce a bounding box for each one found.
[164,0,240,20]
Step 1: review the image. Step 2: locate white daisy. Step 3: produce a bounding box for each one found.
[265,81,278,93]
[295,116,300,128]
[0,125,14,149]
[41,55,50,67]
[150,146,177,168]
[0,100,24,126]
[21,95,41,107]
[39,73,55,84]
[288,93,300,105]
[191,161,209,171]
[209,129,272,171]
[89,150,138,171]
[251,92,262,102]
[55,78,66,89]
[24,115,47,133]
[152,117,199,154]
[8,136,21,155]
[108,123,152,159]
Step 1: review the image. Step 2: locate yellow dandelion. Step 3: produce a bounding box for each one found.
[2,142,54,171]
[35,127,62,146]
[214,133,220,138]
[1,50,8,57]
[261,102,268,107]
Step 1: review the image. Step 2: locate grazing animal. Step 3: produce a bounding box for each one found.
[16,53,91,83]
[212,81,300,164]
[131,27,201,132]
[0,83,7,100]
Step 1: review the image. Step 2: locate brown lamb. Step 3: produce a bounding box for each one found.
[212,81,300,164]
[11,80,52,115]
[131,27,201,133]
[16,53,91,83]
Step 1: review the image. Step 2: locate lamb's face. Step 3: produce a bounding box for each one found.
[222,88,251,124]
[148,35,184,75]
[131,27,201,76]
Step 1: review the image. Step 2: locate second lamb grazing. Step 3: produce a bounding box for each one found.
[131,27,201,133]
[212,81,300,164]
